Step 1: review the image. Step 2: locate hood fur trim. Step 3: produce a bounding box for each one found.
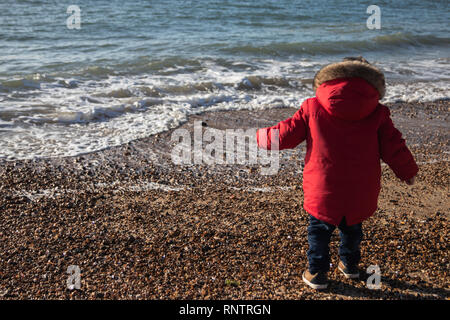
[313,61,385,99]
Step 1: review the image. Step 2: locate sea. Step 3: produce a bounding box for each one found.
[0,0,449,160]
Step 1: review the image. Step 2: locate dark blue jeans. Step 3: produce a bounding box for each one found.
[307,214,363,274]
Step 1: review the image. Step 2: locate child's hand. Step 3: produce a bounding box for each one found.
[405,176,416,185]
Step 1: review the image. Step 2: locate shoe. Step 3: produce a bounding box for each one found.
[337,260,360,279]
[302,270,328,290]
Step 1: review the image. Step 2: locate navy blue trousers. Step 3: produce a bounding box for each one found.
[307,214,363,274]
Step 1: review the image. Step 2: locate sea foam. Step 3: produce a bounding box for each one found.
[0,58,448,160]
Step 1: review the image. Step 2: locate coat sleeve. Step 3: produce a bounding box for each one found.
[378,107,419,181]
[256,105,307,150]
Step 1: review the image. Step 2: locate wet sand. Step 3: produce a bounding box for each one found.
[0,100,448,299]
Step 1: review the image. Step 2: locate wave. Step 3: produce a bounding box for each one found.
[374,33,450,47]
[0,74,59,91]
[55,103,147,124]
[0,79,41,91]
[222,33,450,56]
[1,53,448,140]
[0,77,448,160]
[2,32,446,84]
[0,73,307,128]
[107,57,205,76]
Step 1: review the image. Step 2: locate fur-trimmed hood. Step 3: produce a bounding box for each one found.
[313,60,385,99]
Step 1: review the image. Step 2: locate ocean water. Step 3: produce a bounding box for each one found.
[0,0,449,160]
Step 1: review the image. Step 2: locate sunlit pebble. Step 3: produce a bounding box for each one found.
[1,104,448,299]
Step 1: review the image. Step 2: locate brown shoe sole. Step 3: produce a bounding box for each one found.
[302,271,328,290]
[338,264,360,279]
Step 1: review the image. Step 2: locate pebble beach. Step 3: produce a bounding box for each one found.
[0,99,448,300]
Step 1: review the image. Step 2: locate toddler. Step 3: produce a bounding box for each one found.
[256,57,418,289]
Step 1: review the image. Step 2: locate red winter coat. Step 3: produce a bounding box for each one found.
[257,63,418,226]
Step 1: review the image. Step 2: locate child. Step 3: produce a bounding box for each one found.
[256,57,418,289]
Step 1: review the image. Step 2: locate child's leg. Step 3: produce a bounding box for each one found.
[307,214,335,274]
[338,217,363,267]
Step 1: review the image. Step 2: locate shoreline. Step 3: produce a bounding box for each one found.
[1,99,449,163]
[0,100,449,299]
